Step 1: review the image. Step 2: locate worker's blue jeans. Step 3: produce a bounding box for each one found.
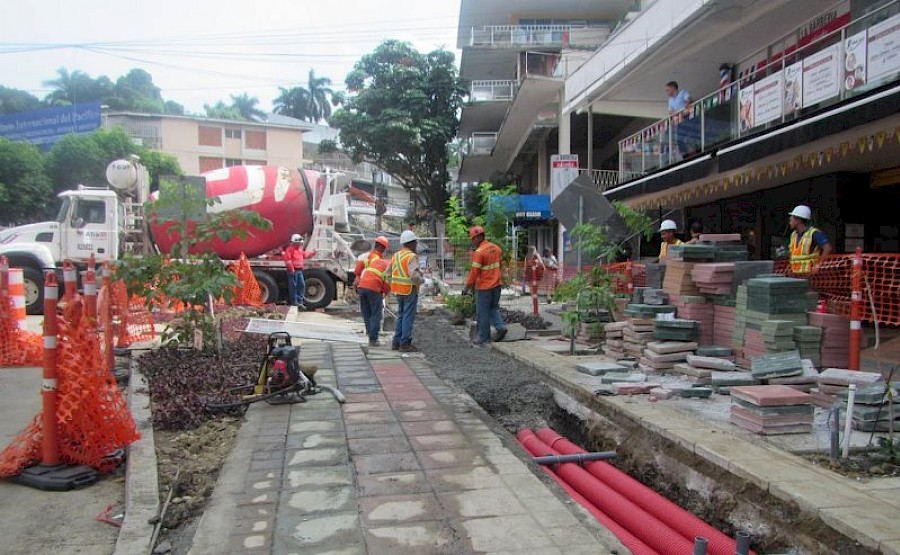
[358,289,384,342]
[392,293,418,347]
[288,270,306,306]
[476,286,506,343]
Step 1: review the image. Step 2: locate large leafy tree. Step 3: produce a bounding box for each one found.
[45,127,181,195]
[0,86,42,115]
[108,69,165,113]
[329,40,465,220]
[0,138,54,224]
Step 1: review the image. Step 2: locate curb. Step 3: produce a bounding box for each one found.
[114,355,160,555]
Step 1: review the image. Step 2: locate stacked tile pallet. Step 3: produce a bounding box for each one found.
[793,326,823,367]
[602,321,627,359]
[730,385,815,435]
[808,312,851,368]
[812,368,885,409]
[669,294,714,346]
[641,319,701,372]
[736,277,814,367]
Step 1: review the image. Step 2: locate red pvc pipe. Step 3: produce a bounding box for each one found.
[517,430,659,555]
[517,429,695,554]
[535,427,754,555]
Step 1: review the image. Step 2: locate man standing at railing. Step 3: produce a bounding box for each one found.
[666,81,694,160]
[787,205,833,274]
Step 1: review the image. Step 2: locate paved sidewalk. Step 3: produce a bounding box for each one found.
[189,335,623,554]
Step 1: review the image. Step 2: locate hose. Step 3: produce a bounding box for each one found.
[319,384,346,403]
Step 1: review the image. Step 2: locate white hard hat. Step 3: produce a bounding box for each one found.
[789,205,812,220]
[291,233,302,243]
[659,219,678,232]
[400,230,418,244]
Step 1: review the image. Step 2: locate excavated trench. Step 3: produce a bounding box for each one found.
[413,313,879,555]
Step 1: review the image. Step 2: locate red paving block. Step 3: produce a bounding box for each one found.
[699,233,742,242]
[730,385,813,406]
[729,412,812,435]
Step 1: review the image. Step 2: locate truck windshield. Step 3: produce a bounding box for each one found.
[56,197,71,223]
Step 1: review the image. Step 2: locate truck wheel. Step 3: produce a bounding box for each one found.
[23,266,45,315]
[302,268,335,310]
[252,271,280,304]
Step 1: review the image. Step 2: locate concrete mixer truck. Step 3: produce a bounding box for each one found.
[0,157,367,314]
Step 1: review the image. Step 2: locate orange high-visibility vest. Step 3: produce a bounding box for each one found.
[390,249,418,295]
[466,240,503,290]
[358,257,390,293]
[354,250,381,281]
[790,227,821,274]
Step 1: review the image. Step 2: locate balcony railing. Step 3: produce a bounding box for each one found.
[618,0,900,180]
[470,25,608,48]
[578,168,621,192]
[470,80,517,102]
[469,132,498,156]
[521,52,566,80]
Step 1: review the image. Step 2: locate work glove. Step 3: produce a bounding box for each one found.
[462,286,473,296]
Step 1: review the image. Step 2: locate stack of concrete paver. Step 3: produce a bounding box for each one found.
[622,318,657,359]
[662,260,701,296]
[766,359,821,393]
[672,352,741,385]
[813,368,884,408]
[836,382,896,432]
[730,385,815,434]
[691,263,736,295]
[711,298,737,351]
[602,321,627,359]
[793,325,823,367]
[808,312,851,368]
[750,350,804,382]
[669,294,714,346]
[642,340,698,372]
[641,288,669,305]
[736,278,811,367]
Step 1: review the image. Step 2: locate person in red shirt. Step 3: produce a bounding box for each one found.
[357,256,391,346]
[283,234,317,308]
[463,226,507,345]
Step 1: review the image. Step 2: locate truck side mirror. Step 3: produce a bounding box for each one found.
[72,217,85,228]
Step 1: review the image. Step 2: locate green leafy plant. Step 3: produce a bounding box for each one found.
[115,176,271,350]
[443,293,475,320]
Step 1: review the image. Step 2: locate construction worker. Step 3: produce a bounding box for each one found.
[463,225,508,345]
[686,221,704,244]
[357,256,391,347]
[788,205,832,274]
[657,219,682,262]
[352,235,389,288]
[283,234,317,308]
[389,230,424,352]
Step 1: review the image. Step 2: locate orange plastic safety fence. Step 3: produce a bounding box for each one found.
[227,253,263,306]
[0,291,42,367]
[0,296,140,477]
[110,282,156,347]
[775,254,900,326]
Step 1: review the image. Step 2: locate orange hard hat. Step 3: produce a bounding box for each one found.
[468,225,485,239]
[374,236,389,249]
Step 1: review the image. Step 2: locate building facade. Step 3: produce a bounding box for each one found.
[457,0,900,261]
[103,111,310,176]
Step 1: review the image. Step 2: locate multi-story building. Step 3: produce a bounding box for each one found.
[458,0,900,261]
[103,110,311,176]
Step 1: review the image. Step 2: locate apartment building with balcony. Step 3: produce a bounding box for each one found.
[103,111,311,176]
[562,0,900,258]
[456,0,638,253]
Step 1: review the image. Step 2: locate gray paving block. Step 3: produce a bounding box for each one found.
[600,373,647,384]
[711,372,760,387]
[500,323,527,342]
[750,350,803,375]
[575,362,629,376]
[817,368,884,387]
[680,387,713,398]
[696,346,733,357]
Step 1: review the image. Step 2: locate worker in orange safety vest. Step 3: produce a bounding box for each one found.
[788,204,832,274]
[388,230,424,352]
[352,235,389,288]
[463,225,508,345]
[357,256,391,347]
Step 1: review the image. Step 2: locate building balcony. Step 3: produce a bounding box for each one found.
[468,24,608,49]
[470,80,518,102]
[469,132,498,156]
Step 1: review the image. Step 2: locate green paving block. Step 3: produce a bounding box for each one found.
[654,318,700,329]
[696,346,732,357]
[680,387,713,398]
[762,320,798,333]
[746,276,809,289]
[708,295,737,306]
[764,341,798,351]
[835,384,887,405]
[793,326,823,340]
[750,350,803,375]
[711,373,760,387]
[681,295,708,304]
[653,329,700,341]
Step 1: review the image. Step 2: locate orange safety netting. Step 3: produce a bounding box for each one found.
[110,282,155,347]
[0,295,140,477]
[0,291,42,368]
[227,253,263,306]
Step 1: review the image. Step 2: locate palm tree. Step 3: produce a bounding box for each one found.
[43,68,103,106]
[229,93,266,121]
[273,86,312,121]
[306,69,337,123]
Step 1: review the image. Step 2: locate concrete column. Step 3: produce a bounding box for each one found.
[558,93,571,268]
[587,106,593,173]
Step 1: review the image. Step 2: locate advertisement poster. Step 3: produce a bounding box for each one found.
[753,73,783,126]
[867,11,900,82]
[802,43,841,106]
[844,29,868,91]
[738,86,755,132]
[784,61,803,114]
[550,154,578,201]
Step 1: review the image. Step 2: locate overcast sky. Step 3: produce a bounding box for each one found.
[0,0,462,114]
